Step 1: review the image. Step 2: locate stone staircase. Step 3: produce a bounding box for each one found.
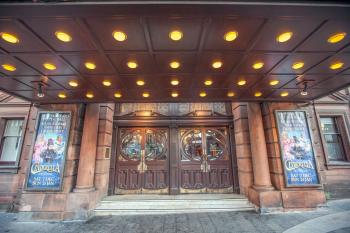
[94,194,255,216]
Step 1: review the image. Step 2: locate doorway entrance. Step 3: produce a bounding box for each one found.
[179,127,233,193]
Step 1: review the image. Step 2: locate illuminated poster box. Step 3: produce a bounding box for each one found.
[25,111,71,191]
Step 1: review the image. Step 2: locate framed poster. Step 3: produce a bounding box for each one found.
[25,111,71,191]
[275,110,320,187]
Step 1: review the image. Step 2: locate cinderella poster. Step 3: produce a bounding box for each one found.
[26,112,71,190]
[275,111,320,187]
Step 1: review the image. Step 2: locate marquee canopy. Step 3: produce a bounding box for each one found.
[0,1,349,103]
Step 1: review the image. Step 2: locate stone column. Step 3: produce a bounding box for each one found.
[74,104,100,192]
[247,103,273,190]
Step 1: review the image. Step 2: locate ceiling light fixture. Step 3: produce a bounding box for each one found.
[252,62,264,70]
[86,92,94,99]
[199,91,207,97]
[142,92,150,98]
[171,79,179,86]
[292,61,304,70]
[43,63,56,70]
[58,92,67,99]
[227,91,235,97]
[171,92,179,98]
[329,62,344,70]
[68,80,78,87]
[113,31,127,42]
[169,30,183,41]
[136,80,145,86]
[280,91,289,97]
[85,62,96,70]
[2,64,16,72]
[277,32,293,43]
[170,61,180,69]
[0,32,19,44]
[37,83,45,98]
[114,92,122,98]
[237,80,246,86]
[55,31,72,42]
[254,91,262,97]
[300,81,308,96]
[102,80,111,86]
[127,61,138,69]
[212,60,223,69]
[224,31,238,42]
[269,80,279,86]
[204,80,213,86]
[327,32,346,44]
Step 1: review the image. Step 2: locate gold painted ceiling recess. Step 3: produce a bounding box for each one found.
[0,32,19,43]
[2,64,16,72]
[55,31,72,42]
[169,30,183,41]
[327,32,346,43]
[113,31,127,42]
[276,32,293,43]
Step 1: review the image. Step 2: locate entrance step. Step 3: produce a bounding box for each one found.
[94,194,255,216]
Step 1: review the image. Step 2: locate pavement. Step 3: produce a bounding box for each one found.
[0,199,350,233]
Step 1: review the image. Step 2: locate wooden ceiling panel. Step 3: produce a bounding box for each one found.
[0,19,48,52]
[108,53,154,74]
[271,53,330,75]
[0,54,39,76]
[63,53,115,75]
[297,20,350,52]
[86,17,147,51]
[24,18,96,52]
[16,54,76,75]
[204,17,264,51]
[312,75,350,90]
[253,18,320,52]
[0,76,32,91]
[306,53,350,74]
[282,74,330,89]
[197,52,241,74]
[235,53,286,74]
[154,53,196,73]
[148,17,203,51]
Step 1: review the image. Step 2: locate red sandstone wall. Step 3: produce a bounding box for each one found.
[232,103,253,195]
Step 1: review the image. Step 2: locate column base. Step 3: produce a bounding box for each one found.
[248,186,282,213]
[73,187,95,193]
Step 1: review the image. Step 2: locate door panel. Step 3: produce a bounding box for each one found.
[179,127,233,193]
[115,128,169,194]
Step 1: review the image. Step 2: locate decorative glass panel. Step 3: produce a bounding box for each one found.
[0,119,24,162]
[120,130,142,161]
[145,129,167,161]
[206,129,226,160]
[320,117,338,133]
[181,129,203,161]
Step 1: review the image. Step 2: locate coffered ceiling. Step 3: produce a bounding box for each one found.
[0,1,350,103]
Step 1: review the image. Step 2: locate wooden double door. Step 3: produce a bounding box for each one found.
[115,127,233,194]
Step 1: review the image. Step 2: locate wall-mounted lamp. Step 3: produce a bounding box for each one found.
[300,81,308,96]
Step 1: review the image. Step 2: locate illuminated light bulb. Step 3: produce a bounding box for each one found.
[171,92,179,98]
[280,91,289,97]
[0,32,19,43]
[254,91,262,97]
[127,61,138,69]
[169,30,183,41]
[237,80,246,86]
[227,91,235,97]
[329,62,344,70]
[85,62,96,70]
[292,61,304,70]
[114,92,122,98]
[86,92,94,99]
[102,80,111,86]
[224,31,238,42]
[43,63,56,70]
[327,32,346,44]
[277,32,293,43]
[204,80,213,86]
[58,92,67,99]
[136,80,145,86]
[212,60,223,69]
[142,92,150,98]
[2,64,16,72]
[199,91,207,97]
[269,80,279,86]
[113,31,127,42]
[252,62,264,70]
[68,80,78,87]
[55,31,72,42]
[171,79,179,86]
[170,61,180,69]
